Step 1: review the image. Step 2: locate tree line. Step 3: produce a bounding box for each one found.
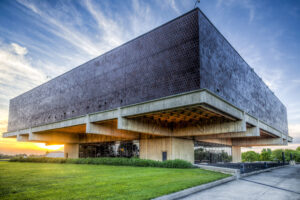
[242,147,300,162]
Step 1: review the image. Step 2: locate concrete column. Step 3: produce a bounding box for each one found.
[232,146,241,163]
[139,137,194,163]
[64,144,79,158]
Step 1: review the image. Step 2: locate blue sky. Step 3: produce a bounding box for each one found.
[0,0,299,152]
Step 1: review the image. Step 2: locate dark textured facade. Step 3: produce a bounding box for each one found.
[7,9,288,134]
[198,13,288,134]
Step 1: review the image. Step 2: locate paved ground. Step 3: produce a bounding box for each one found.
[181,165,300,200]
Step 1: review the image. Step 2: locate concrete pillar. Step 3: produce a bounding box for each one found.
[139,137,194,163]
[64,144,79,158]
[232,146,241,163]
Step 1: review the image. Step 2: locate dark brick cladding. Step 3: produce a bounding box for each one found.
[198,10,288,134]
[7,10,200,132]
[7,9,288,135]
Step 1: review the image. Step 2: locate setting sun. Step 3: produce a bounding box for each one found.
[37,144,64,151]
[0,138,64,155]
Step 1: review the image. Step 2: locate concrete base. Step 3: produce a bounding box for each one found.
[139,137,194,163]
[64,144,79,158]
[232,146,241,163]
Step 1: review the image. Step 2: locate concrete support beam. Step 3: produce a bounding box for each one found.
[118,117,171,136]
[232,138,285,147]
[86,122,139,140]
[232,146,241,163]
[3,90,290,146]
[139,137,194,163]
[196,138,232,146]
[88,110,118,123]
[32,117,86,133]
[195,126,259,139]
[258,121,282,138]
[245,114,258,126]
[120,90,244,120]
[17,134,29,142]
[79,134,128,143]
[29,132,80,143]
[64,144,79,158]
[3,128,30,138]
[173,119,246,137]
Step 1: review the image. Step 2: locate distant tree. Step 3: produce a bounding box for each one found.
[242,148,300,163]
[242,151,260,162]
[284,149,299,162]
[271,149,296,162]
[271,149,284,161]
[0,154,13,159]
[260,148,272,161]
[296,146,300,152]
[294,151,300,162]
[220,150,232,162]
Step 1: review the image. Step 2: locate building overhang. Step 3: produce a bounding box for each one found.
[2,89,292,145]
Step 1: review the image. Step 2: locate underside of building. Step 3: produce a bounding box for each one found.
[3,8,292,163]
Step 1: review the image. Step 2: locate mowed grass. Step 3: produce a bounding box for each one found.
[0,161,229,200]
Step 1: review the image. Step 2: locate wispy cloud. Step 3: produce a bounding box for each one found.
[216,0,256,23]
[0,42,46,92]
[83,0,125,50]
[243,0,255,23]
[168,0,180,14]
[17,0,100,56]
[0,42,47,133]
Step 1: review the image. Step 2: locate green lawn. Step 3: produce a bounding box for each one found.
[0,161,229,200]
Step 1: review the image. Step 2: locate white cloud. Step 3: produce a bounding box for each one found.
[0,43,46,86]
[0,42,47,133]
[11,43,28,55]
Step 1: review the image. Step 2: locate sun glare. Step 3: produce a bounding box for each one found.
[37,143,64,151]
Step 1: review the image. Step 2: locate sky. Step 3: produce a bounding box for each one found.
[0,0,299,155]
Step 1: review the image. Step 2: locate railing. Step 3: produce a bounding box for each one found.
[204,162,289,174]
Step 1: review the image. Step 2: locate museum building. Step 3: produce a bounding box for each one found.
[3,8,292,163]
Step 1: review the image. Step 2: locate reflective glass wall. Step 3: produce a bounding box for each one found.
[194,141,232,163]
[79,140,139,158]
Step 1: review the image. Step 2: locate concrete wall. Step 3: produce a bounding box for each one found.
[198,10,288,134]
[171,138,194,163]
[64,144,79,158]
[140,137,194,163]
[232,146,241,163]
